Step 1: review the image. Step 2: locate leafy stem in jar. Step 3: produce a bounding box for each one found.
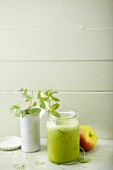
[10,88,41,117]
[37,89,61,118]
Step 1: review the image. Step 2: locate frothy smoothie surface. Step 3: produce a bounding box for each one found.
[47,120,80,164]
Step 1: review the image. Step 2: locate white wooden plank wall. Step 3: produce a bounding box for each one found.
[0,0,113,139]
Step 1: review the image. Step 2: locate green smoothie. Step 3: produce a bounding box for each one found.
[47,118,80,164]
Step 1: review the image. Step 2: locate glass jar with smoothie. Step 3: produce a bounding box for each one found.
[46,110,79,164]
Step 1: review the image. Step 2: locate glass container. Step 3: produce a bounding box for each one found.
[46,111,79,164]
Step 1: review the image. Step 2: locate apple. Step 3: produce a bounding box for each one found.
[80,125,97,151]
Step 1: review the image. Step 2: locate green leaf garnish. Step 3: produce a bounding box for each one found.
[21,88,33,102]
[51,111,61,118]
[37,89,61,118]
[13,156,27,169]
[51,103,60,111]
[77,147,90,163]
[40,100,46,109]
[77,158,90,163]
[10,88,41,117]
[10,105,21,117]
[13,163,25,170]
[32,101,37,107]
[35,161,45,165]
[28,108,41,116]
[51,95,60,102]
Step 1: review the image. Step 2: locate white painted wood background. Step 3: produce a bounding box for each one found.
[0,0,113,139]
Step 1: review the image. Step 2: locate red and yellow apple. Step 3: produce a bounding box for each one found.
[80,125,97,151]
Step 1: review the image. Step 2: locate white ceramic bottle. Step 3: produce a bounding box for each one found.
[20,114,40,152]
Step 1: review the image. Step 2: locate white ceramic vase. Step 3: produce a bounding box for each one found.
[20,114,40,152]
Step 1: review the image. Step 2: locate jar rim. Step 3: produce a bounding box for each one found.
[48,110,79,120]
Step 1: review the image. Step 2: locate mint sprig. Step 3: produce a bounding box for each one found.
[35,160,45,165]
[13,156,27,169]
[77,147,90,163]
[37,89,61,118]
[10,88,41,117]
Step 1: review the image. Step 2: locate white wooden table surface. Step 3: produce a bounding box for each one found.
[0,139,113,170]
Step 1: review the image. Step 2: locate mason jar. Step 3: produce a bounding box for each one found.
[46,111,79,164]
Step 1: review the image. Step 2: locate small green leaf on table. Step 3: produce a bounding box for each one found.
[13,163,25,170]
[77,157,90,163]
[35,160,45,165]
